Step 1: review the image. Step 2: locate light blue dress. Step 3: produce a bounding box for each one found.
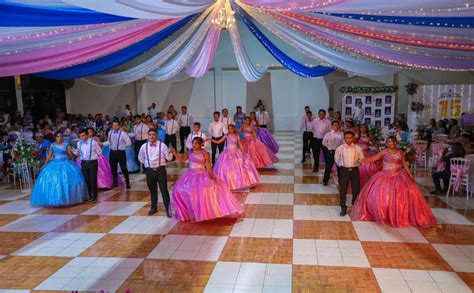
[125,146,140,172]
[30,143,88,207]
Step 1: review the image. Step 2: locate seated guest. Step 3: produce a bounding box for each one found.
[430,143,465,195]
[448,119,461,139]
[433,120,447,135]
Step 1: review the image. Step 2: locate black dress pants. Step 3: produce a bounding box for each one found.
[211,136,224,165]
[179,127,191,153]
[109,150,129,186]
[81,160,98,200]
[145,167,170,211]
[302,131,313,159]
[338,166,361,208]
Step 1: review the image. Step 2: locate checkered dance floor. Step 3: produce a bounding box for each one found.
[0,132,473,292]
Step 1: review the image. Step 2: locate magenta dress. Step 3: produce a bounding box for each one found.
[352,149,436,228]
[357,136,383,187]
[213,135,260,191]
[251,120,279,154]
[241,125,278,168]
[76,137,122,189]
[172,150,243,222]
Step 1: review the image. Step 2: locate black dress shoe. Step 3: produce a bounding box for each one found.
[111,184,118,189]
[322,182,328,186]
[430,190,441,195]
[301,159,306,163]
[312,168,318,173]
[126,184,131,190]
[340,207,347,217]
[166,210,172,218]
[148,208,157,216]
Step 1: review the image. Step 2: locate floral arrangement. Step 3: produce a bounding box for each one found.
[11,139,39,168]
[398,141,417,163]
[411,101,425,113]
[340,86,398,94]
[405,82,419,96]
[368,125,384,143]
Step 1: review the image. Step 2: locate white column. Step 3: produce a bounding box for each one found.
[14,75,23,115]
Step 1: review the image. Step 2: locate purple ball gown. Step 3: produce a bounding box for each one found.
[352,149,436,228]
[241,126,278,169]
[257,128,279,154]
[213,135,260,191]
[357,136,383,187]
[172,150,243,222]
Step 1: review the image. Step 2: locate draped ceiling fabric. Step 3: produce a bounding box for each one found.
[0,0,473,85]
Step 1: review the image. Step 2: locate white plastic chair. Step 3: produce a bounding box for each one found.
[446,158,470,199]
[429,143,448,171]
[413,140,428,173]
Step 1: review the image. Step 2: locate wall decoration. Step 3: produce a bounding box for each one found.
[342,91,395,127]
[340,86,399,94]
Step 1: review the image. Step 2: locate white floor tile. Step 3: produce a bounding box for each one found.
[110,216,178,234]
[81,202,146,216]
[0,201,40,214]
[432,209,472,225]
[0,214,75,232]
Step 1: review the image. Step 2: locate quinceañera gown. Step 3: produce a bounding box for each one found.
[31,143,88,207]
[172,150,243,222]
[241,125,278,168]
[352,149,436,228]
[252,120,279,154]
[76,137,121,189]
[357,135,383,187]
[213,135,260,190]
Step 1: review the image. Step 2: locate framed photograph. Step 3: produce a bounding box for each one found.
[384,118,391,126]
[364,118,371,125]
[385,95,392,104]
[345,96,352,104]
[375,98,382,107]
[355,98,362,106]
[365,96,372,104]
[384,107,391,115]
[365,107,372,115]
[375,120,382,127]
[375,109,381,118]
[345,107,352,116]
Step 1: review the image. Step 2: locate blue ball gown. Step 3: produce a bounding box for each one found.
[125,146,140,173]
[30,143,88,207]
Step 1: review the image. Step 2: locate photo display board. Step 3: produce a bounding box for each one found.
[342,93,395,127]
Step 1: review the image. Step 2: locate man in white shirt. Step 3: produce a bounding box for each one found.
[310,109,332,172]
[133,115,150,170]
[220,108,234,131]
[353,101,364,125]
[300,109,313,163]
[185,122,207,150]
[124,104,132,118]
[108,120,132,189]
[208,111,228,165]
[322,120,344,186]
[177,106,194,153]
[256,105,270,128]
[138,128,173,217]
[334,131,364,216]
[163,112,179,160]
[148,103,158,120]
[74,129,102,202]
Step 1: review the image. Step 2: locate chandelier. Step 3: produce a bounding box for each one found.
[211,2,236,30]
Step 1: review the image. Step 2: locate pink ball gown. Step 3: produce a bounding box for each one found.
[357,136,383,187]
[352,149,437,228]
[241,125,278,168]
[251,120,279,154]
[213,135,260,191]
[76,137,122,189]
[172,150,243,222]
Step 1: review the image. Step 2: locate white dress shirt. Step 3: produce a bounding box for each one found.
[208,121,227,138]
[75,139,102,160]
[354,107,364,122]
[133,123,149,141]
[256,111,270,126]
[220,115,234,129]
[311,118,332,139]
[300,116,313,132]
[164,119,179,135]
[124,109,131,117]
[149,107,158,119]
[185,131,207,150]
[138,141,172,168]
[335,143,364,168]
[108,130,132,151]
[322,130,344,151]
[177,113,194,127]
